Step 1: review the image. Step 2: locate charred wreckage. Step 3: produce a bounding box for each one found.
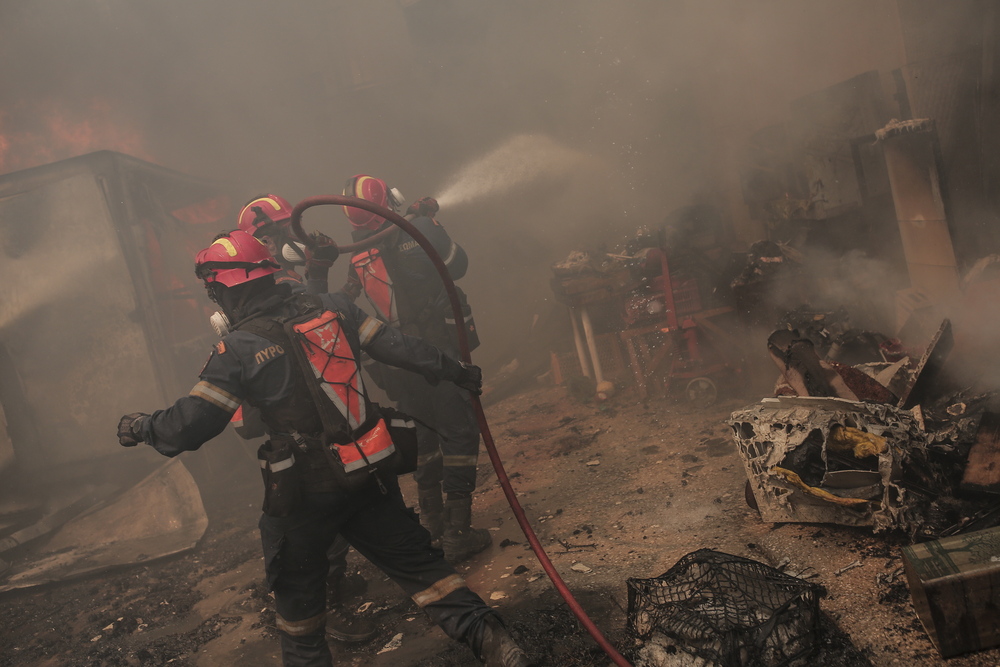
[545,106,1000,662]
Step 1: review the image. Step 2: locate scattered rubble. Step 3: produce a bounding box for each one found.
[377,632,405,654]
[834,560,863,577]
[720,294,1000,662]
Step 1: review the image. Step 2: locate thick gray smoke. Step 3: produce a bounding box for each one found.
[0,0,912,367]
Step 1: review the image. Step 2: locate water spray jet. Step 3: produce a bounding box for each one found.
[434,134,597,210]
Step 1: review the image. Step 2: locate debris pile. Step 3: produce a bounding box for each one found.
[731,315,1000,540]
[729,241,806,328]
[730,396,925,532]
[548,222,742,404]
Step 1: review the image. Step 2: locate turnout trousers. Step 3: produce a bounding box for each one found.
[258,475,494,666]
[392,370,481,496]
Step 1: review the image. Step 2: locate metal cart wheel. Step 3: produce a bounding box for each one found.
[685,376,718,407]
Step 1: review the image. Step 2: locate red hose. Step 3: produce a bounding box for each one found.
[290,215,395,254]
[290,196,633,667]
[336,225,395,253]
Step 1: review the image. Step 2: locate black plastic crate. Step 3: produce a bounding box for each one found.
[627,549,824,667]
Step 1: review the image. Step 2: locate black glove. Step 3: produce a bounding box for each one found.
[308,232,340,266]
[117,412,149,447]
[454,362,483,395]
[406,196,440,218]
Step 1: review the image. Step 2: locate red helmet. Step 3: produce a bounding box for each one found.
[238,194,294,237]
[194,230,281,287]
[343,175,393,231]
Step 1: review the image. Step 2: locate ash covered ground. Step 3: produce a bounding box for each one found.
[2,384,996,666]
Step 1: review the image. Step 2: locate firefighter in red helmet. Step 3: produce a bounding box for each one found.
[236,197,373,643]
[342,174,488,564]
[237,194,337,294]
[237,193,293,235]
[116,230,533,667]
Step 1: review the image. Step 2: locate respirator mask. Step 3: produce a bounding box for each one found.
[202,281,232,337]
[387,187,405,212]
[209,310,231,337]
[280,241,309,266]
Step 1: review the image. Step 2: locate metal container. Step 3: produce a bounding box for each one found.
[903,526,1000,657]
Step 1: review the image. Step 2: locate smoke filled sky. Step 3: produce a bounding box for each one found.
[0,0,909,362]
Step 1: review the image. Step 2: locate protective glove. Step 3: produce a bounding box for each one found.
[307,232,340,267]
[117,412,149,447]
[406,196,440,218]
[454,362,483,395]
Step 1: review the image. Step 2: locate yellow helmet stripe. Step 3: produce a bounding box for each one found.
[239,196,284,220]
[255,197,284,211]
[212,238,239,257]
[354,176,373,196]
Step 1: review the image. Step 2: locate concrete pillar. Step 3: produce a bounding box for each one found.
[877,119,961,306]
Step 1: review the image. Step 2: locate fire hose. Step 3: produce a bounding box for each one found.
[333,224,395,253]
[290,195,633,667]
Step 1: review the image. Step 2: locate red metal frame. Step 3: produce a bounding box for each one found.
[621,249,739,399]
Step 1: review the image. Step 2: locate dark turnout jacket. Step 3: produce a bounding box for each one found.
[138,289,465,457]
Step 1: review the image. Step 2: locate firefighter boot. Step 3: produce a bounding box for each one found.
[418,482,445,545]
[326,603,377,643]
[326,574,376,644]
[469,614,535,667]
[442,494,492,563]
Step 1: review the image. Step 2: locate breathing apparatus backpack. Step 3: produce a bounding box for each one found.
[351,243,480,352]
[240,294,417,514]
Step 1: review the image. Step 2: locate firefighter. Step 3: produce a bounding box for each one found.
[235,194,374,643]
[116,230,533,667]
[237,194,335,294]
[342,175,490,563]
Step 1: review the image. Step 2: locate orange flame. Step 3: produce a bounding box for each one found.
[0,98,152,175]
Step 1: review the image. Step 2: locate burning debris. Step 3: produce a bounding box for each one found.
[730,316,1000,539]
[721,281,1000,660]
[730,396,926,532]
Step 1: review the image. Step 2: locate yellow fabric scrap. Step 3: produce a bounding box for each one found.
[827,424,886,458]
[772,467,871,507]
